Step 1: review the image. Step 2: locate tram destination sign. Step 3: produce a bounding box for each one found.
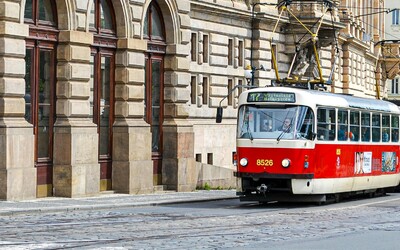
[247,92,296,103]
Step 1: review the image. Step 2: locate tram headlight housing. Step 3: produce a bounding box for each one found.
[239,158,248,167]
[281,158,291,168]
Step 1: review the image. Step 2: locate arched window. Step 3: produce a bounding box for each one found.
[89,0,117,191]
[144,3,165,41]
[144,2,166,185]
[24,0,56,27]
[89,0,116,35]
[24,0,58,197]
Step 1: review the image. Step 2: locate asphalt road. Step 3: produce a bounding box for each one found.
[1,193,400,249]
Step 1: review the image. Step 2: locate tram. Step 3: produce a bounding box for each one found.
[233,86,400,203]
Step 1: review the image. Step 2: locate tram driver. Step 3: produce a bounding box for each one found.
[279,118,292,132]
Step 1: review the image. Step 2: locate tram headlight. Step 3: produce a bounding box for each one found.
[239,158,248,167]
[281,158,291,168]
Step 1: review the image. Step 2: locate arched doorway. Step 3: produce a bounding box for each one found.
[144,2,167,185]
[24,0,58,197]
[89,0,117,191]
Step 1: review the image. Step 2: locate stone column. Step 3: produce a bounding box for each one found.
[163,44,196,192]
[372,0,383,97]
[162,117,196,192]
[341,43,350,93]
[112,38,153,194]
[0,3,36,200]
[53,31,100,197]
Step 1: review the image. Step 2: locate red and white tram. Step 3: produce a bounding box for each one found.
[234,86,400,203]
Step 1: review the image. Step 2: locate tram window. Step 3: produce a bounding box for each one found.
[338,109,349,141]
[361,112,371,142]
[372,114,380,142]
[392,116,399,142]
[260,113,273,132]
[350,111,360,141]
[317,108,335,141]
[238,107,255,138]
[361,112,370,126]
[297,107,314,139]
[382,114,390,142]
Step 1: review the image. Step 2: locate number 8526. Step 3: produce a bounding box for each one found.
[256,159,273,166]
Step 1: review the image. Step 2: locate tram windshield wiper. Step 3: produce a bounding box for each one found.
[246,121,253,141]
[277,123,292,142]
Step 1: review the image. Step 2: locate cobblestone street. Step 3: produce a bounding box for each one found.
[1,193,400,249]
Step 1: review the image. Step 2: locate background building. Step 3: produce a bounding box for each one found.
[384,0,400,102]
[0,0,389,200]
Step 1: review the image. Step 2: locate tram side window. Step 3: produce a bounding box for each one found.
[392,115,399,142]
[297,107,314,139]
[338,109,349,141]
[238,107,255,138]
[350,111,360,141]
[317,108,335,141]
[361,112,371,142]
[372,114,380,142]
[382,114,390,142]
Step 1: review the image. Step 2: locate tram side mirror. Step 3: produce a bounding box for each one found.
[216,107,223,123]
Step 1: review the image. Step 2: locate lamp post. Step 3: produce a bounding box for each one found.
[244,65,254,85]
[244,64,266,86]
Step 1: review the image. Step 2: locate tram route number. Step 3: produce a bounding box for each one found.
[256,159,273,166]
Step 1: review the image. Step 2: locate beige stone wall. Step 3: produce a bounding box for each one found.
[331,0,385,98]
[53,30,99,198]
[113,38,153,194]
[384,0,400,100]
[0,0,386,200]
[0,1,36,200]
[192,120,237,189]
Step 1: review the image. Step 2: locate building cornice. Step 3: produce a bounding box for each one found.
[191,1,288,26]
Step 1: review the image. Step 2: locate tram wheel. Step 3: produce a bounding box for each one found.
[334,194,341,203]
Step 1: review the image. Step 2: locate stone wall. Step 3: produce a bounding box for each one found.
[0,0,387,200]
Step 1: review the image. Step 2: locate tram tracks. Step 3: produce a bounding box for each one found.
[1,196,400,249]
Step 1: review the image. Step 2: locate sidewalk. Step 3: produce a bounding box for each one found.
[0,190,237,216]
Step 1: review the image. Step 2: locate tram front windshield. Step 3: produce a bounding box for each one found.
[237,105,314,140]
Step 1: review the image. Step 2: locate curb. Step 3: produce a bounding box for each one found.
[0,193,238,216]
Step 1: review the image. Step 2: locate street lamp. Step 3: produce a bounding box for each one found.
[244,65,253,84]
[244,64,265,86]
[216,66,259,123]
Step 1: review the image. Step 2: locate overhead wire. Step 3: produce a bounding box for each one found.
[353,15,400,93]
[339,8,400,94]
[356,17,400,40]
[270,0,400,89]
[298,1,399,89]
[276,3,399,41]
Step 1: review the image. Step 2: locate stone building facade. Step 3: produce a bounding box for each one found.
[384,0,400,101]
[0,0,387,200]
[332,0,386,98]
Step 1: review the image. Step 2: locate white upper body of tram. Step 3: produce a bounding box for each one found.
[235,87,400,201]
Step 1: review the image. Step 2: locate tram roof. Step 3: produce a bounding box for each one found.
[244,87,400,113]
